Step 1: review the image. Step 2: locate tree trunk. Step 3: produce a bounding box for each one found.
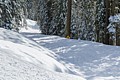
[95,1,99,42]
[109,0,115,45]
[65,0,72,38]
[104,0,110,44]
[115,0,120,46]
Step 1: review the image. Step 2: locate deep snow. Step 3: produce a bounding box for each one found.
[0,19,120,80]
[20,19,120,80]
[0,47,83,80]
[0,25,85,80]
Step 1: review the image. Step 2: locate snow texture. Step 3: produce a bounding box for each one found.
[0,19,120,80]
[0,20,85,80]
[0,46,83,80]
[20,19,120,80]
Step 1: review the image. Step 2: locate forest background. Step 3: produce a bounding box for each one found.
[0,0,120,45]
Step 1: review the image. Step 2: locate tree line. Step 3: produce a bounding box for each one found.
[0,0,120,45]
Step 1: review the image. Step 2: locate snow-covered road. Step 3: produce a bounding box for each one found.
[20,19,120,80]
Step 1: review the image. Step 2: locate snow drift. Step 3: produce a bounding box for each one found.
[0,28,85,80]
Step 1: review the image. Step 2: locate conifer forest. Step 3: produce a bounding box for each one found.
[0,0,120,46]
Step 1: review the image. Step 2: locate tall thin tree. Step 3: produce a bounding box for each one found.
[65,0,72,38]
[104,0,110,44]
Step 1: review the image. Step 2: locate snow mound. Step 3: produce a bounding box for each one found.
[0,28,85,80]
[0,47,84,80]
[0,28,68,73]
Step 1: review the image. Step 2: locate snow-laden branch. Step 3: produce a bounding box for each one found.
[109,14,120,23]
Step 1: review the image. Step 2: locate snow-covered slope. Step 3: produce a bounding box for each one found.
[0,47,83,80]
[35,35,120,80]
[19,19,120,80]
[0,28,85,80]
[0,28,68,73]
[21,19,40,33]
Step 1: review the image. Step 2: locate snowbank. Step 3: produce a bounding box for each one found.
[0,28,85,80]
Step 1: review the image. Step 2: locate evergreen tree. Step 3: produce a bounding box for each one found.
[108,0,120,45]
[38,0,67,36]
[95,0,104,42]
[0,0,23,31]
[71,0,96,40]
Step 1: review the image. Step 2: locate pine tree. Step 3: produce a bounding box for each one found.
[108,0,120,45]
[38,0,67,36]
[0,0,23,31]
[73,0,96,40]
[95,0,104,43]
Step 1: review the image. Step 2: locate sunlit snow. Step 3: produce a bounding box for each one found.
[0,19,120,80]
[20,19,120,80]
[0,19,85,80]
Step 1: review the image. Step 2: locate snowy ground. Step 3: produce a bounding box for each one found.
[20,19,120,80]
[33,35,120,80]
[0,47,83,80]
[0,20,85,80]
[0,19,120,80]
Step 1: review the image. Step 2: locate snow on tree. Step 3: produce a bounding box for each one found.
[37,0,67,36]
[0,0,24,31]
[108,14,120,45]
[71,0,96,40]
